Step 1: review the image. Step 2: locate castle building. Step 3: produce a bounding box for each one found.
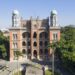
[9,10,60,61]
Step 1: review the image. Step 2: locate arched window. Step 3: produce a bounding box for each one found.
[22,32,30,38]
[22,41,26,46]
[45,33,48,38]
[40,32,46,38]
[22,32,25,38]
[39,33,42,38]
[40,41,43,46]
[33,42,37,46]
[28,33,30,38]
[22,49,26,54]
[27,41,30,46]
[45,41,48,46]
[33,32,37,38]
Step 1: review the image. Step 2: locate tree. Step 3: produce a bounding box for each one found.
[57,25,75,73]
[15,50,22,75]
[0,31,9,60]
[47,25,75,74]
[47,40,58,75]
[0,45,7,58]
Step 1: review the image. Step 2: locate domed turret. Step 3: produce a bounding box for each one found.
[12,10,19,15]
[12,10,20,27]
[50,10,58,27]
[51,10,57,15]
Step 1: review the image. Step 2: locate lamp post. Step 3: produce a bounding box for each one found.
[47,40,57,75]
[51,40,56,75]
[52,47,55,75]
[15,50,22,75]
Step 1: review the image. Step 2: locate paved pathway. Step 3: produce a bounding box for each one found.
[0,59,43,75]
[0,58,72,75]
[26,66,43,75]
[0,60,22,75]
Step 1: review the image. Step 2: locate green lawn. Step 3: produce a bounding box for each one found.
[14,71,22,75]
[45,70,52,75]
[45,70,61,75]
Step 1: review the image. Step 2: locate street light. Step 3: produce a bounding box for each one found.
[52,47,55,75]
[52,40,56,75]
[47,40,57,75]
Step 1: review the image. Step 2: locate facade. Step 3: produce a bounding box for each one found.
[9,10,60,61]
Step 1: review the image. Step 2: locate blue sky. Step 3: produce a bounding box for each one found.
[0,0,75,29]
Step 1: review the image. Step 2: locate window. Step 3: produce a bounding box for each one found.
[28,33,30,38]
[13,34,17,40]
[45,33,48,38]
[28,41,30,46]
[45,41,48,46]
[53,33,58,40]
[22,32,25,38]
[22,32,30,38]
[33,32,37,38]
[22,41,26,46]
[40,34,42,38]
[22,49,26,54]
[33,42,37,46]
[34,24,37,28]
[40,41,43,46]
[13,43,17,49]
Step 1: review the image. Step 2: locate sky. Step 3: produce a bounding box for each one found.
[0,0,75,29]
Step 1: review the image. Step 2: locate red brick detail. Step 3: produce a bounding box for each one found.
[58,31,60,41]
[9,32,14,60]
[49,31,53,43]
[17,31,20,49]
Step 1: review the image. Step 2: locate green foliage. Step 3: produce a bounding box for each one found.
[45,70,61,75]
[48,25,75,74]
[0,45,6,58]
[45,70,52,75]
[15,50,22,59]
[14,71,22,75]
[57,25,75,73]
[0,31,9,59]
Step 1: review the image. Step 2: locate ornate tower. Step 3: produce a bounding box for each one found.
[49,10,60,54]
[12,10,20,27]
[50,10,58,27]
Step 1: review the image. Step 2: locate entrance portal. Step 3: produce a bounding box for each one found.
[33,50,37,58]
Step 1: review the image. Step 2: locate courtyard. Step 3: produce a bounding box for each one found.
[0,58,71,75]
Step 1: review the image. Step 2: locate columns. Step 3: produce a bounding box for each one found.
[37,31,40,59]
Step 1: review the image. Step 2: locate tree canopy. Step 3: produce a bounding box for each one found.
[0,30,9,59]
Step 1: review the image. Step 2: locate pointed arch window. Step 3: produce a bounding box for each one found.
[33,42,37,46]
[33,32,37,38]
